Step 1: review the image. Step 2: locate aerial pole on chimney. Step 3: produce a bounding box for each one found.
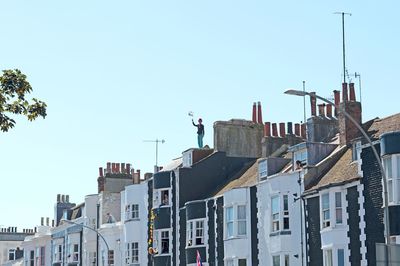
[334,12,352,84]
[143,139,165,172]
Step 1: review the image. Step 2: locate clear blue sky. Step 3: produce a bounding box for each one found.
[1,1,398,229]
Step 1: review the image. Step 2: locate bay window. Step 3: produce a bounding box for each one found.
[225,204,247,238]
[187,219,205,246]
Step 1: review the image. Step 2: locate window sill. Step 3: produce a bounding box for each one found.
[269,230,291,237]
[124,218,140,223]
[153,253,171,257]
[224,235,248,241]
[186,244,206,249]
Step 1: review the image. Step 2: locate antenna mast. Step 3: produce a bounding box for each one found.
[334,12,352,83]
[143,139,165,171]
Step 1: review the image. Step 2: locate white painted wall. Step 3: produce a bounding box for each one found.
[20,226,52,266]
[257,170,305,266]
[0,240,23,265]
[122,182,149,266]
[98,223,123,266]
[223,187,252,265]
[82,194,98,266]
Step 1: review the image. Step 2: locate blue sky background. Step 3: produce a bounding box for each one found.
[1,1,399,229]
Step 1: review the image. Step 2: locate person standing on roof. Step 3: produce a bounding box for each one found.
[192,118,204,148]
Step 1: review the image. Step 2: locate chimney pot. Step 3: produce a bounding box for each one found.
[121,163,126,173]
[326,104,333,117]
[279,122,286,138]
[61,195,65,203]
[342,83,348,102]
[272,123,278,137]
[318,103,326,116]
[257,102,263,124]
[349,83,356,101]
[333,90,340,116]
[66,195,69,203]
[300,123,306,139]
[264,122,271,137]
[116,163,120,173]
[41,217,44,226]
[106,162,111,174]
[252,102,257,123]
[57,194,61,202]
[137,169,141,180]
[126,163,131,174]
[99,167,103,177]
[294,123,300,136]
[310,92,317,116]
[52,220,55,227]
[111,163,116,173]
[46,217,49,226]
[287,122,293,135]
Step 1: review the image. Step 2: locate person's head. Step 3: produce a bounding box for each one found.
[198,118,202,123]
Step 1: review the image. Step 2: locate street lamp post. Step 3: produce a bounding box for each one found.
[285,89,391,265]
[61,219,110,266]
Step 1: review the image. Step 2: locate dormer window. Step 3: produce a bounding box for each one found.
[258,160,268,179]
[293,149,307,168]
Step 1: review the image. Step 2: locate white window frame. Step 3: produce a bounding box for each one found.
[323,249,333,266]
[126,242,139,264]
[293,149,308,166]
[153,189,170,207]
[382,154,400,205]
[8,249,16,261]
[72,244,79,262]
[54,244,63,263]
[271,194,291,233]
[153,229,171,256]
[186,218,206,247]
[321,193,330,228]
[335,192,343,224]
[224,204,248,238]
[272,255,280,266]
[108,250,114,266]
[322,247,346,266]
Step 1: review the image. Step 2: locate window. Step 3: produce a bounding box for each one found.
[30,250,34,266]
[259,160,268,179]
[8,249,16,261]
[321,193,330,228]
[72,244,79,262]
[283,195,290,230]
[195,220,204,245]
[126,242,139,263]
[323,249,333,266]
[125,204,139,220]
[237,205,247,235]
[335,192,343,224]
[161,231,169,254]
[154,189,170,207]
[285,254,290,266]
[187,221,193,246]
[39,247,45,266]
[89,252,96,264]
[272,255,280,266]
[226,206,234,237]
[293,149,307,167]
[108,250,114,266]
[271,196,280,232]
[384,156,393,202]
[54,244,63,262]
[226,259,234,266]
[337,249,344,266]
[225,205,247,238]
[238,258,247,266]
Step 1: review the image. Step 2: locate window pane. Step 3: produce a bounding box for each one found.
[238,205,246,219]
[384,157,392,178]
[239,258,247,266]
[285,254,290,266]
[283,195,288,211]
[389,180,393,202]
[338,249,344,266]
[238,221,246,235]
[227,222,234,237]
[335,192,342,207]
[336,209,343,224]
[273,255,280,266]
[226,207,233,221]
[322,194,329,209]
[324,250,332,266]
[272,197,280,214]
[283,217,290,230]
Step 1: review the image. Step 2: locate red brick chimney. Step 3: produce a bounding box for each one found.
[257,102,263,124]
[318,104,325,116]
[272,123,278,137]
[349,83,356,101]
[338,83,362,145]
[326,104,333,117]
[264,122,271,137]
[300,123,306,139]
[310,92,317,116]
[252,102,257,123]
[342,83,348,102]
[334,90,340,117]
[279,123,286,137]
[294,123,300,136]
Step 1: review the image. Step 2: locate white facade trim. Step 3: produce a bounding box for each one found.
[357,183,367,265]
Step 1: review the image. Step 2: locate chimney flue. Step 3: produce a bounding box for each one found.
[272,123,278,137]
[294,123,300,136]
[252,102,257,123]
[57,194,61,203]
[264,122,271,137]
[300,123,306,139]
[279,122,286,138]
[342,83,348,102]
[334,90,340,116]
[318,104,326,116]
[257,102,263,124]
[126,163,131,174]
[66,195,69,203]
[349,83,356,101]
[106,162,111,174]
[310,92,317,116]
[116,163,120,173]
[99,167,103,177]
[41,217,44,226]
[46,217,49,226]
[326,104,333,117]
[287,122,293,135]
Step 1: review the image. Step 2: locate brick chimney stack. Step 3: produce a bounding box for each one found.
[252,102,257,123]
[310,92,317,116]
[257,102,263,124]
[338,83,362,145]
